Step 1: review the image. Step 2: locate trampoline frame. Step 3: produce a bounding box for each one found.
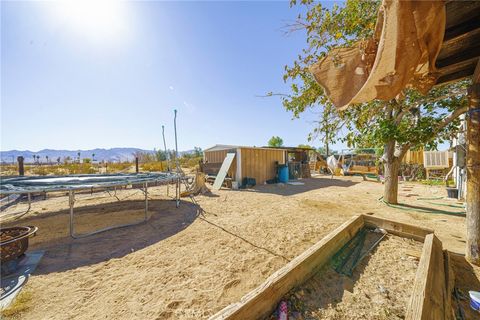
[0,173,180,239]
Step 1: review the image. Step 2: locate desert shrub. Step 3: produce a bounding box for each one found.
[58,163,97,174]
[179,156,201,169]
[141,161,168,172]
[106,162,132,173]
[0,164,18,176]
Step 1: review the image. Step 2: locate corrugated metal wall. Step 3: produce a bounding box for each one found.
[240,148,285,185]
[203,149,237,179]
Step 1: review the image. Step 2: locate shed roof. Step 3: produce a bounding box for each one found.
[204,144,289,152]
[203,144,239,152]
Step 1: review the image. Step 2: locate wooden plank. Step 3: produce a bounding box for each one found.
[209,215,365,320]
[406,234,446,320]
[363,215,434,242]
[473,58,480,84]
[444,250,455,320]
[213,153,236,190]
[445,1,480,30]
[439,26,480,59]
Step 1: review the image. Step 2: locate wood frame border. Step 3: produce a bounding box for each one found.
[210,214,449,320]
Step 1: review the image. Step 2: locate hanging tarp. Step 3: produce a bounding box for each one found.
[309,0,446,110]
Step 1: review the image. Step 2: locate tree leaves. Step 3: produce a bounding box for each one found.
[280,0,470,155]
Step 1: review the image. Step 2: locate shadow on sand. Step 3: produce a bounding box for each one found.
[10,198,201,275]
[387,202,466,217]
[241,177,360,196]
[450,253,480,319]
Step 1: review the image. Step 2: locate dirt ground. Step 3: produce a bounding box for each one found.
[275,234,423,320]
[1,175,479,319]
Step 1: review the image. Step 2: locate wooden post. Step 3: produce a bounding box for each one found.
[135,157,139,173]
[466,82,480,265]
[17,156,24,176]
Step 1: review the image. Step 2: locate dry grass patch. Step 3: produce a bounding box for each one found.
[1,290,33,319]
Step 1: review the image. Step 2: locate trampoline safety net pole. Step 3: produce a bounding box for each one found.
[69,189,75,238]
[174,109,180,208]
[144,182,148,219]
[162,125,170,172]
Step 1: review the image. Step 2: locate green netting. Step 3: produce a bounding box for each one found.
[331,227,386,277]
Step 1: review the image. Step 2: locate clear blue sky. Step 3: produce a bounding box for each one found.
[1,1,342,152]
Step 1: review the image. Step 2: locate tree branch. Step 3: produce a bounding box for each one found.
[255,93,291,98]
[397,143,411,161]
[435,105,468,133]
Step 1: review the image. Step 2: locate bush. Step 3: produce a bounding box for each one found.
[106,162,132,173]
[141,161,168,172]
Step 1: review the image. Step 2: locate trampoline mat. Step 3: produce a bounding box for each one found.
[0,173,177,194]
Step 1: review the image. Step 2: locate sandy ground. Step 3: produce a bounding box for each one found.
[1,175,479,319]
[274,234,423,320]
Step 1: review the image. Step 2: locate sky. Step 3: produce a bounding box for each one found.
[1,0,340,152]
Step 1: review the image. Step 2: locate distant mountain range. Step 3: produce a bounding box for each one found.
[0,148,195,163]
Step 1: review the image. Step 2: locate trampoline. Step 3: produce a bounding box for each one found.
[0,173,180,238]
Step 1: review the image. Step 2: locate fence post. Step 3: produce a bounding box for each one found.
[17,156,25,176]
[135,157,139,173]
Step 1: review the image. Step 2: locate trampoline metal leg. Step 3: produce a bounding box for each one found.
[69,190,75,238]
[69,186,150,239]
[176,177,180,208]
[144,182,148,219]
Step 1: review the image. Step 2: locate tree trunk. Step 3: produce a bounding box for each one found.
[466,84,480,265]
[383,159,400,204]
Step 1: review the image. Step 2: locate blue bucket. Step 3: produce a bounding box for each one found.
[470,291,480,312]
[278,165,289,183]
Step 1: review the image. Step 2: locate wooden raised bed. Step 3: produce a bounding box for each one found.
[210,214,452,320]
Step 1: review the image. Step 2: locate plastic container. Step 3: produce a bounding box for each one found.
[278,165,289,183]
[470,291,480,312]
[446,187,459,199]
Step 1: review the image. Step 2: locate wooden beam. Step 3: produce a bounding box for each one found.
[437,57,478,75]
[444,251,456,320]
[209,215,365,320]
[406,234,447,320]
[466,83,480,265]
[439,27,480,60]
[445,1,480,30]
[436,42,480,69]
[436,63,478,85]
[444,16,480,41]
[363,215,434,242]
[473,58,480,84]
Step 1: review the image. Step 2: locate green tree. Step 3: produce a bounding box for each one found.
[268,136,284,147]
[155,149,167,161]
[297,144,313,149]
[193,146,203,157]
[280,0,469,204]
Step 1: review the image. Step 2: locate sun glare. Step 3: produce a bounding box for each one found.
[46,0,130,46]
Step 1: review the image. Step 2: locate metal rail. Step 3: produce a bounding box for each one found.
[1,173,180,238]
[69,182,150,239]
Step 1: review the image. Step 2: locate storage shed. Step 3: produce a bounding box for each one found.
[202,145,286,185]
